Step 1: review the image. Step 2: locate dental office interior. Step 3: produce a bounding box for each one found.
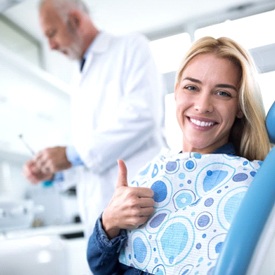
[0,0,275,274]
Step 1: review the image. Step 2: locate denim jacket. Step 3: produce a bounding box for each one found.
[87,143,236,274]
[87,215,152,275]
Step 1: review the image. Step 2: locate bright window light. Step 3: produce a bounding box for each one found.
[149,33,191,74]
[195,10,275,49]
[258,71,275,114]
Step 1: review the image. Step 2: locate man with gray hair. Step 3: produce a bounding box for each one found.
[23,0,166,238]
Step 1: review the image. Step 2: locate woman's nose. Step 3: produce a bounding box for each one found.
[194,93,214,113]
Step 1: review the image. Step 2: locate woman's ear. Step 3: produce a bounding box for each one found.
[236,109,244,119]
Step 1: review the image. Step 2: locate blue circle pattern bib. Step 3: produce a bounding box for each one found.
[119,152,261,275]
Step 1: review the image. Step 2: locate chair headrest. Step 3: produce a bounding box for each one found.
[266,101,275,143]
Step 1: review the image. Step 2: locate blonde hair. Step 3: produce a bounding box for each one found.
[175,36,270,160]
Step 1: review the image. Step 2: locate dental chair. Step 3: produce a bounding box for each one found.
[214,101,275,275]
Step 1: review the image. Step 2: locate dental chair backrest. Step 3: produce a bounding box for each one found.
[266,101,275,144]
[214,101,275,275]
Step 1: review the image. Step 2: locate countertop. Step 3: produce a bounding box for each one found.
[0,222,84,240]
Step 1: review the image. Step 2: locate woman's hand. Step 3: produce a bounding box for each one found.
[102,159,155,239]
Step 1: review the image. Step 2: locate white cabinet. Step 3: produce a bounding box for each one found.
[0,224,91,275]
[0,235,67,275]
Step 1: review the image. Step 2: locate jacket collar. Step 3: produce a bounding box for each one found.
[77,32,112,76]
[179,143,236,155]
[85,31,112,57]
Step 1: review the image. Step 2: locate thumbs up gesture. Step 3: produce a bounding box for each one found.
[102,160,155,239]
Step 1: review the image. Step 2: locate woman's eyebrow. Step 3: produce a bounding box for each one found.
[182,77,238,92]
[216,84,238,92]
[182,77,201,84]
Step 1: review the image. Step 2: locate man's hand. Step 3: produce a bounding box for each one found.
[23,159,55,184]
[102,159,155,239]
[23,146,71,184]
[34,146,71,173]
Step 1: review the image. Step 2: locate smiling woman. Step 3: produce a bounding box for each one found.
[86,36,271,275]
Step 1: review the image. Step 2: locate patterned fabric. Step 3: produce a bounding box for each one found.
[119,151,261,275]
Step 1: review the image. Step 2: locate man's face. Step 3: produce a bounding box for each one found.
[39,3,83,60]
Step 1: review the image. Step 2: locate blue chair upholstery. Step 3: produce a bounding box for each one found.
[213,101,275,275]
[266,101,275,143]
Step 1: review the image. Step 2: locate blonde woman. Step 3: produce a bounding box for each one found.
[87,36,271,275]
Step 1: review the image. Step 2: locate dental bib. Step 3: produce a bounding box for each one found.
[119,151,261,275]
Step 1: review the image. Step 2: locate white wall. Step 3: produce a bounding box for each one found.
[0,45,71,202]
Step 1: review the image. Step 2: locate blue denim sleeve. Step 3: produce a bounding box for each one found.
[87,215,128,275]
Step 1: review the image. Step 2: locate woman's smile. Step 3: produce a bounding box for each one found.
[188,116,216,128]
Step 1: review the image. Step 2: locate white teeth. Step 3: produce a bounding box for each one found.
[190,118,214,127]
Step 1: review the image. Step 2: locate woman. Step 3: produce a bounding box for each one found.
[87,36,271,275]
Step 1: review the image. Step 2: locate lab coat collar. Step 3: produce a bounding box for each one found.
[85,31,112,56]
[76,32,112,80]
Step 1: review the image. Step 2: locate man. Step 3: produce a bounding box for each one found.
[23,0,166,237]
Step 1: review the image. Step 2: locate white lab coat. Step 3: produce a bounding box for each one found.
[62,32,167,237]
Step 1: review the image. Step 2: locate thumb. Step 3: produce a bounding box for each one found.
[116,159,128,188]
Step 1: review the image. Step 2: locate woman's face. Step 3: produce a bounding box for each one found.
[175,53,243,153]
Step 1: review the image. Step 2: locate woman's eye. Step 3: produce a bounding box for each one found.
[216,90,232,98]
[184,85,197,91]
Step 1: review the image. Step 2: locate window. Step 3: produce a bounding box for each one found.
[149,33,191,74]
[0,15,42,67]
[195,10,275,49]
